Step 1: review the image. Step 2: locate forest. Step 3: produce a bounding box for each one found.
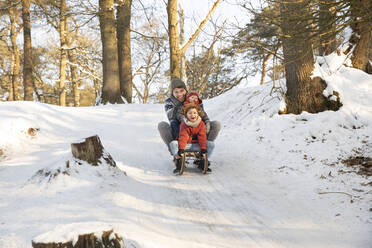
[0,0,370,109]
[0,1,372,247]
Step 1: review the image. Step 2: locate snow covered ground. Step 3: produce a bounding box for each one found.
[0,57,371,247]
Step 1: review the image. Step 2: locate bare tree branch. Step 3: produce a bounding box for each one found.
[0,0,21,11]
[130,28,165,39]
[180,0,221,55]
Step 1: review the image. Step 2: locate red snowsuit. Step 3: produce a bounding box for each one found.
[178,118,207,151]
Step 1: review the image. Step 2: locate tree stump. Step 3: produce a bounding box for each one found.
[71,135,116,167]
[32,230,125,248]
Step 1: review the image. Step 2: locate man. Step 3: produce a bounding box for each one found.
[158,77,221,152]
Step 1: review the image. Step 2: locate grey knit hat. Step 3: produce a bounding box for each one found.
[171,78,187,91]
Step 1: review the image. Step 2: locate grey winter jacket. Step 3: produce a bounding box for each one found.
[165,95,184,123]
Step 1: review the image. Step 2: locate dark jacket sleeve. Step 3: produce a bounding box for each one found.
[165,97,184,122]
[200,104,211,133]
[164,98,175,121]
[175,105,185,123]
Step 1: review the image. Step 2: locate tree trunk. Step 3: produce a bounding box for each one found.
[280,0,339,114]
[368,38,372,74]
[71,135,116,167]
[9,6,20,101]
[318,0,337,55]
[68,50,80,107]
[143,80,149,103]
[9,57,15,101]
[98,0,123,104]
[22,0,33,101]
[260,53,273,85]
[94,78,100,100]
[58,0,68,106]
[167,0,180,79]
[350,0,372,73]
[117,0,133,103]
[179,5,187,84]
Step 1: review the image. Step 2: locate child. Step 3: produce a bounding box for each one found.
[184,91,211,135]
[169,103,215,173]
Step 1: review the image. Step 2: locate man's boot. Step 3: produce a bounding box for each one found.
[173,158,182,174]
[197,159,211,172]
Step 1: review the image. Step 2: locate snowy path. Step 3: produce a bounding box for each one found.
[0,102,371,248]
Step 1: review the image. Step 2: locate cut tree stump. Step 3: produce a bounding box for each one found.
[71,135,116,167]
[32,230,125,248]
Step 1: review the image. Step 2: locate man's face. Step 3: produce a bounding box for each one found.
[173,87,186,102]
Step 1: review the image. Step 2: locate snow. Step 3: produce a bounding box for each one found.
[1,57,372,247]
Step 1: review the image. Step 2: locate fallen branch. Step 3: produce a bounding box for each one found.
[318,191,354,203]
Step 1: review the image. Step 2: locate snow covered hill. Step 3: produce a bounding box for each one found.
[0,58,371,247]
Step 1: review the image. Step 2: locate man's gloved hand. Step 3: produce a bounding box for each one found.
[178,149,185,156]
[200,149,207,154]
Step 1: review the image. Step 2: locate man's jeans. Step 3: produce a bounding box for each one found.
[170,119,181,140]
[169,140,215,157]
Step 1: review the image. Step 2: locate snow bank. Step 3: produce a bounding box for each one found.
[0,53,371,248]
[203,52,372,227]
[206,51,372,165]
[0,110,40,158]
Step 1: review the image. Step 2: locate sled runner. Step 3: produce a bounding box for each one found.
[178,152,209,175]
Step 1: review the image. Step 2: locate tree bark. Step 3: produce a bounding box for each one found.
[167,0,180,79]
[179,5,187,84]
[22,0,34,101]
[71,135,116,167]
[94,78,100,100]
[58,0,67,106]
[350,0,372,73]
[117,0,133,103]
[368,38,372,74]
[99,0,123,104]
[318,0,337,55]
[260,53,273,85]
[280,0,340,114]
[68,50,80,107]
[9,6,20,101]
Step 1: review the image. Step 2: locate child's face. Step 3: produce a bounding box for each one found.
[186,108,199,122]
[189,95,198,103]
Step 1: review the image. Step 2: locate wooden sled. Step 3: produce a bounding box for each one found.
[179,151,209,175]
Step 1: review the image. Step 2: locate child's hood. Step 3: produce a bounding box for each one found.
[185,91,202,105]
